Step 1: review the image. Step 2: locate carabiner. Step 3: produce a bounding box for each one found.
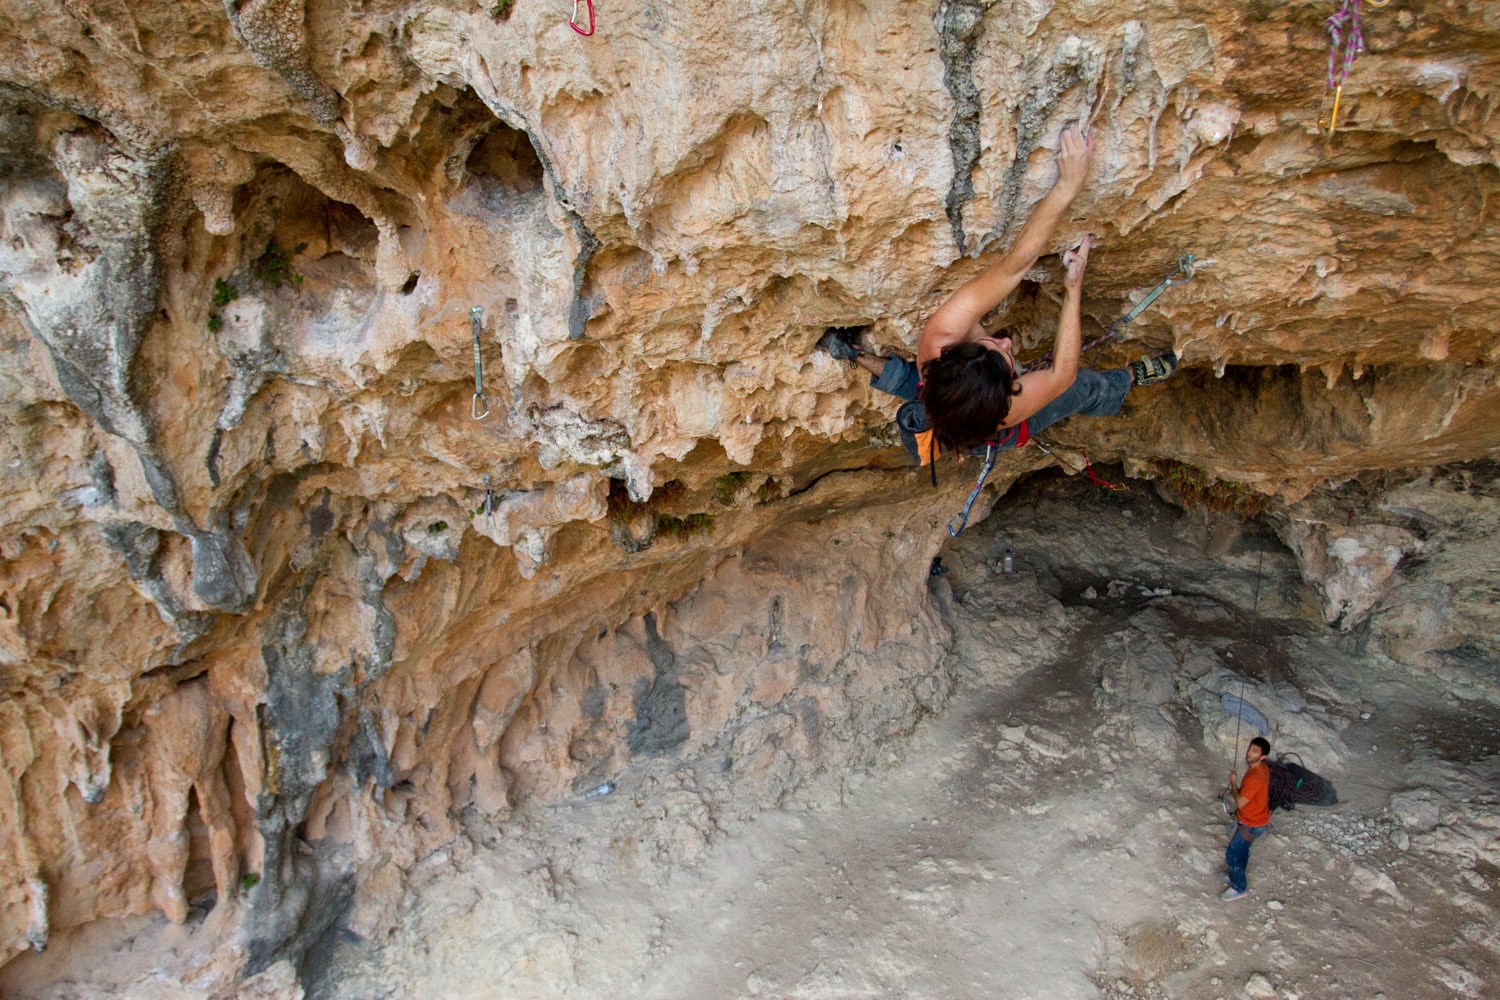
[569,0,595,36]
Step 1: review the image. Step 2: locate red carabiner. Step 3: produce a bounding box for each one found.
[570,0,595,36]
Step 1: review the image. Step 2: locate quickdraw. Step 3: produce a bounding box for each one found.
[482,473,494,518]
[470,305,490,420]
[1025,254,1197,373]
[1032,440,1125,492]
[947,443,997,538]
[944,438,1120,539]
[569,0,595,36]
[1321,0,1388,137]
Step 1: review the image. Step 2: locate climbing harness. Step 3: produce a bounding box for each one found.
[569,0,595,36]
[470,305,489,421]
[1025,254,1197,373]
[947,443,998,538]
[1321,0,1388,137]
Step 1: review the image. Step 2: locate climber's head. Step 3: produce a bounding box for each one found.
[920,337,1023,453]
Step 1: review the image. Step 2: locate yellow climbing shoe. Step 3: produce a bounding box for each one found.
[1129,352,1179,386]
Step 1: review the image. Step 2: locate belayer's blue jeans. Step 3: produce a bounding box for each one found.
[1226,822,1268,893]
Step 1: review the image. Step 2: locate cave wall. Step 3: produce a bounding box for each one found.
[1,0,1497,983]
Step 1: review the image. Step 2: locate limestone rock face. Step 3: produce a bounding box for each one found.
[0,0,1498,986]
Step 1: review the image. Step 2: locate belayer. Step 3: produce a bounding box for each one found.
[822,123,1180,458]
[1222,736,1273,901]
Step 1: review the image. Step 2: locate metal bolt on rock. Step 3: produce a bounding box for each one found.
[1002,548,1014,574]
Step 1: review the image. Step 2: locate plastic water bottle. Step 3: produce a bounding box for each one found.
[583,781,615,800]
[1002,547,1014,574]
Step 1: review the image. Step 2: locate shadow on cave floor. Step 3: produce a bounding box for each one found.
[309,471,1500,1000]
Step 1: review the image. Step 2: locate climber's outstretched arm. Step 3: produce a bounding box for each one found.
[1003,236,1090,426]
[918,124,1093,367]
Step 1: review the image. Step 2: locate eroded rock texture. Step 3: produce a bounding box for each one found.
[0,0,1497,989]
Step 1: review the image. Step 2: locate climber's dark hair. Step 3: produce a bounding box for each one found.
[1249,737,1271,755]
[920,341,1022,453]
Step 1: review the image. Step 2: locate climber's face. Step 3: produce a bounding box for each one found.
[976,334,1018,377]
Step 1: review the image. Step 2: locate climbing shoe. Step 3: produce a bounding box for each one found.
[1128,352,1179,386]
[816,328,866,363]
[1219,886,1248,902]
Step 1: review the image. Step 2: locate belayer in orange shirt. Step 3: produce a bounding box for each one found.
[1222,736,1272,901]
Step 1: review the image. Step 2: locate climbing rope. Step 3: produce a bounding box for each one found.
[569,0,595,35]
[470,305,489,421]
[1025,254,1197,373]
[1322,0,1388,137]
[1224,546,1267,812]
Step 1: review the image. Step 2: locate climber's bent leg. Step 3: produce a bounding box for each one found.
[870,356,922,402]
[1026,367,1132,435]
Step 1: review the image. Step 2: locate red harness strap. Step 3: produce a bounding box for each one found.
[996,421,1031,450]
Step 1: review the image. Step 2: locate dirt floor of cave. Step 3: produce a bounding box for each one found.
[8,474,1500,999]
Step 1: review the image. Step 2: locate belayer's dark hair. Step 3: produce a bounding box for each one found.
[920,341,1022,453]
[1249,737,1271,755]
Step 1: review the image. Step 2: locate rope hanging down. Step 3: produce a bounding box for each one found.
[1025,254,1197,373]
[570,0,595,35]
[1224,545,1267,811]
[470,306,489,421]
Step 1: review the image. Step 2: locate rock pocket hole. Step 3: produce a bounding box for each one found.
[466,119,545,196]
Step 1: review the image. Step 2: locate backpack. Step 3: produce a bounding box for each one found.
[1266,753,1339,811]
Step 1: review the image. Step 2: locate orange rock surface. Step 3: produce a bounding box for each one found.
[0,0,1496,987]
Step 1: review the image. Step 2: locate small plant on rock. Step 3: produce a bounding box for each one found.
[714,470,756,505]
[254,240,307,287]
[208,278,238,332]
[1159,462,1272,520]
[656,512,715,537]
[491,0,515,18]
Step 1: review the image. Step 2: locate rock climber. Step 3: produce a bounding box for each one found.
[1222,736,1272,901]
[819,123,1180,455]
